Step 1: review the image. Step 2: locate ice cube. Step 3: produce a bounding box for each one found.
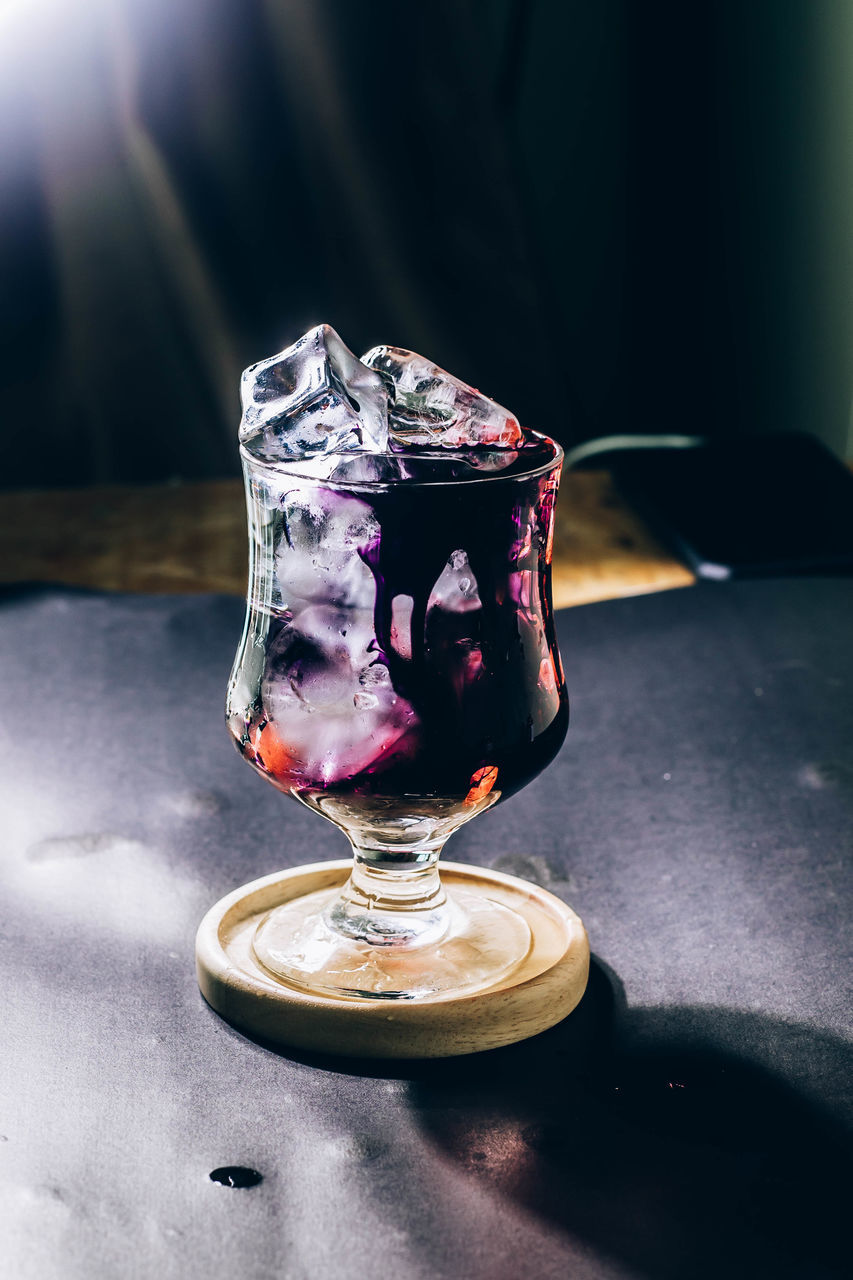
[275,489,378,610]
[361,345,523,449]
[240,325,388,460]
[261,610,418,784]
[463,449,519,473]
[427,549,482,614]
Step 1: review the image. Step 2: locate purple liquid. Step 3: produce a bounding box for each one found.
[228,440,567,820]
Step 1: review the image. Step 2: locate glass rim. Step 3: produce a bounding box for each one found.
[238,430,564,490]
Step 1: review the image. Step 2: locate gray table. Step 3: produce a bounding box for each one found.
[1,580,850,1279]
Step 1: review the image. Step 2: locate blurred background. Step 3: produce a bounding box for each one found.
[1,0,852,490]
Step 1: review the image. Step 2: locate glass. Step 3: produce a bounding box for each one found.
[226,439,568,1000]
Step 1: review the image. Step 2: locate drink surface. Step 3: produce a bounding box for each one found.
[227,440,567,834]
[240,435,560,486]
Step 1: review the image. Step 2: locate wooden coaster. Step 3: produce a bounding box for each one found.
[196,860,590,1059]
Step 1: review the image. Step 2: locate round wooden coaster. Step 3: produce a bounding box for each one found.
[195,860,590,1059]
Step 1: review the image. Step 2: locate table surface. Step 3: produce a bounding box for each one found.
[1,579,850,1279]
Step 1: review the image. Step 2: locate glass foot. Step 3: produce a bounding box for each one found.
[252,886,532,1000]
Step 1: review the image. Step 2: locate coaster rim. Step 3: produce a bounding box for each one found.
[196,859,590,1059]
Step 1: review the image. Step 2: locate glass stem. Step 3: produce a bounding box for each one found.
[324,842,452,948]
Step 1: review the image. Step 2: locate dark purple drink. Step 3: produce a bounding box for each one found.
[227,438,567,844]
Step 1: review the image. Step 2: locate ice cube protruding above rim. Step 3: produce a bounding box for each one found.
[362,345,524,449]
[239,324,389,461]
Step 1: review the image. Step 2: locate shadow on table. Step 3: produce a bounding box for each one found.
[257,959,851,1280]
[409,960,851,1280]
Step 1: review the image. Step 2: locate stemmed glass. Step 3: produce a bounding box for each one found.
[226,437,567,1001]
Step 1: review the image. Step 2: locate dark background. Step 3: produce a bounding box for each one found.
[2,0,852,488]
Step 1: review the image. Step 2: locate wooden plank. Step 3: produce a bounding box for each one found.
[0,472,694,606]
[0,480,249,596]
[551,469,694,607]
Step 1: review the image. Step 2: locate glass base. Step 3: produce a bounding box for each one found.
[252,885,532,1000]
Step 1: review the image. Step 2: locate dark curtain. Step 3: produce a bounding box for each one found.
[0,0,562,487]
[0,0,850,488]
